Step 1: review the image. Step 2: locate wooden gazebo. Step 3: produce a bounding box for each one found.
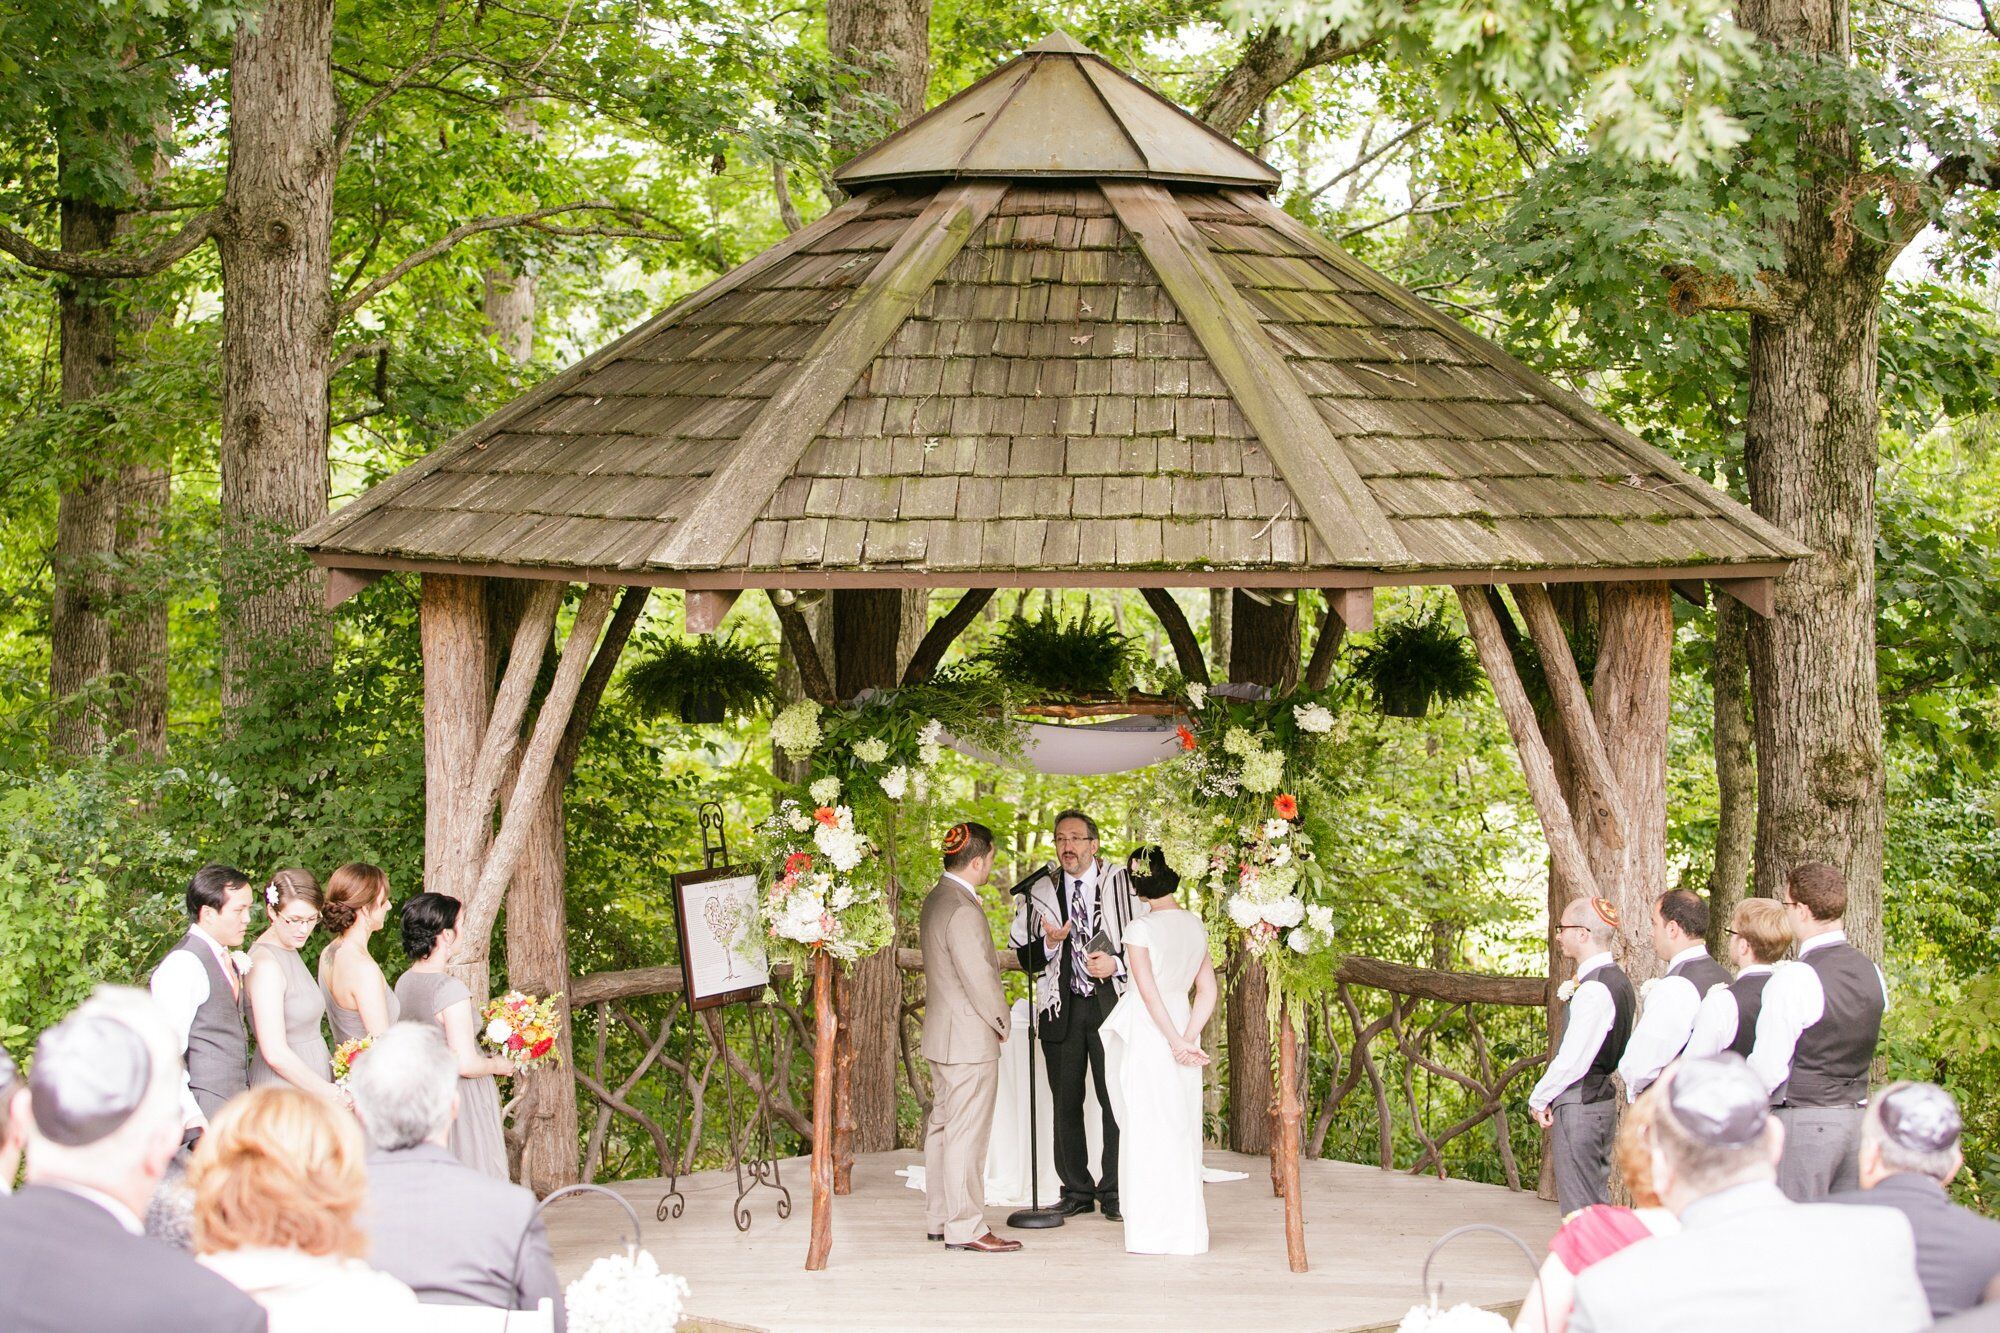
[298,32,1805,1272]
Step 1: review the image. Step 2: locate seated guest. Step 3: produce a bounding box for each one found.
[0,1042,24,1192]
[1567,1054,1929,1332]
[348,1023,564,1328]
[1514,1089,1680,1332]
[191,1086,418,1331]
[0,988,265,1333]
[1683,898,1791,1060]
[1829,1082,2000,1318]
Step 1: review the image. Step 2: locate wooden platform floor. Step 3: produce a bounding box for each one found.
[545,1149,1559,1332]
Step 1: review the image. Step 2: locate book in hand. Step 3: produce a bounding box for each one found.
[1084,927,1115,958]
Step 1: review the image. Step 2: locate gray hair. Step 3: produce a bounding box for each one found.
[1864,1082,1963,1181]
[347,1022,456,1151]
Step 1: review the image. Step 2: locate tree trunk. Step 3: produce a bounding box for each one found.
[506,790,578,1194]
[108,458,170,756]
[217,0,337,710]
[423,574,496,908]
[825,0,932,162]
[1736,0,1886,961]
[1708,595,1756,953]
[1224,589,1297,1155]
[1592,583,1672,981]
[830,589,905,1173]
[49,192,124,756]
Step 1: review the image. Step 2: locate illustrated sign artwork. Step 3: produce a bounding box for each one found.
[673,866,769,1009]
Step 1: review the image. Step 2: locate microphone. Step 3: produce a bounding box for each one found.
[1006,863,1054,898]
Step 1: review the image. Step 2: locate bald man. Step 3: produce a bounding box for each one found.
[1528,897,1637,1214]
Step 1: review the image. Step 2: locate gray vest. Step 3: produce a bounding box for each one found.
[1725,970,1771,1057]
[1669,951,1732,996]
[1555,965,1635,1106]
[162,933,249,1118]
[1783,941,1884,1107]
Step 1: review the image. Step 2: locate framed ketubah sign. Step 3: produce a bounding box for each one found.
[671,864,770,1010]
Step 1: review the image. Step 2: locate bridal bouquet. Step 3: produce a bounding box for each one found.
[756,793,894,976]
[331,1036,372,1083]
[481,990,564,1067]
[566,1249,690,1333]
[1393,1303,1510,1332]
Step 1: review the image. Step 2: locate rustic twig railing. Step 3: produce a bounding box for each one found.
[567,949,1548,1191]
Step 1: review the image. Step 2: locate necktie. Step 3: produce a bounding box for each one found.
[1069,877,1093,995]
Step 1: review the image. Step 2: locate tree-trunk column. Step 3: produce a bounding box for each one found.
[422,575,493,906]
[1592,582,1673,977]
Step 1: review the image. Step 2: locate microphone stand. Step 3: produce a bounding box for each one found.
[1006,865,1065,1231]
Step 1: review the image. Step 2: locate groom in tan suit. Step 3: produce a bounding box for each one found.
[920,821,1020,1253]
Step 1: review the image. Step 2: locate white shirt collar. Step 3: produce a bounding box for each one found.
[1576,951,1613,978]
[1799,928,1847,956]
[1059,858,1103,891]
[1669,945,1710,970]
[189,923,233,969]
[1737,963,1774,978]
[47,1181,144,1235]
[941,870,980,901]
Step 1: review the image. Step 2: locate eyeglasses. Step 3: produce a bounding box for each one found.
[1554,924,1589,935]
[1054,834,1098,847]
[276,913,320,929]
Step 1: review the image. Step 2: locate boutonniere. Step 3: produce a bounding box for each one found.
[1556,979,1578,1003]
[1640,978,1660,1002]
[231,950,255,976]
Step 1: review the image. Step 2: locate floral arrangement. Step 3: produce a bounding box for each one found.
[1393,1302,1511,1332]
[756,793,893,974]
[481,990,564,1066]
[331,1036,371,1082]
[565,1249,691,1333]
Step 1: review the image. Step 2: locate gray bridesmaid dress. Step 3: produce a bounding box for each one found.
[395,969,510,1180]
[248,939,333,1086]
[318,937,399,1044]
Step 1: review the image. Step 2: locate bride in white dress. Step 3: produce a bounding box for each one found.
[1100,847,1218,1256]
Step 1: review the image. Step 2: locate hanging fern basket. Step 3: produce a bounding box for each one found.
[1353,610,1482,721]
[679,689,729,724]
[1375,678,1434,719]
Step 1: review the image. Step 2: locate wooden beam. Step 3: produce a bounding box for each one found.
[1671,579,1709,607]
[771,592,837,706]
[1457,586,1601,904]
[684,589,739,635]
[1102,181,1409,569]
[1303,601,1344,691]
[1510,583,1626,851]
[1140,588,1211,686]
[469,583,564,826]
[900,588,995,685]
[325,567,383,607]
[1326,585,1374,633]
[1278,1010,1308,1273]
[1713,577,1776,618]
[807,953,836,1272]
[657,180,1009,569]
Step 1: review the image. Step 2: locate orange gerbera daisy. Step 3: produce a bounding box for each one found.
[1273,794,1298,819]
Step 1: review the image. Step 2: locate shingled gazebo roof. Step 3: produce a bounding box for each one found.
[298,34,1806,595]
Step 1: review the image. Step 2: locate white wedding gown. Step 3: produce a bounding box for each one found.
[1099,910,1209,1256]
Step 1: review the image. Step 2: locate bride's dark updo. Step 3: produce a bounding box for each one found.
[1126,846,1180,900]
[399,892,463,962]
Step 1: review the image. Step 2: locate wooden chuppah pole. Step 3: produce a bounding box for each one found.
[1277,1008,1308,1273]
[807,951,838,1271]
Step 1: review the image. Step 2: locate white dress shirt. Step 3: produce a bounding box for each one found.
[942,869,982,903]
[1618,945,1716,1100]
[1684,963,1772,1060]
[150,924,236,1127]
[1746,929,1891,1096]
[1530,952,1615,1112]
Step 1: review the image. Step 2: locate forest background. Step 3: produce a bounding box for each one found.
[1,0,1998,1198]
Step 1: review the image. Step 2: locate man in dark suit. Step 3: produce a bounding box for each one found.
[1008,809,1141,1220]
[349,1022,564,1327]
[1830,1082,2000,1318]
[0,988,266,1333]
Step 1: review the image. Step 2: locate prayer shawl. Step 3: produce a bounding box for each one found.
[1007,858,1144,1019]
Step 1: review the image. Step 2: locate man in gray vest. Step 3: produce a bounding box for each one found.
[149,864,255,1140]
[1568,1054,1930,1333]
[1528,895,1635,1214]
[1748,861,1888,1199]
[1829,1082,2000,1318]
[349,1023,565,1325]
[1619,888,1731,1099]
[0,988,266,1332]
[1685,897,1792,1059]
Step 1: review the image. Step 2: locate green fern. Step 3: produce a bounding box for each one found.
[975,597,1141,696]
[620,634,775,723]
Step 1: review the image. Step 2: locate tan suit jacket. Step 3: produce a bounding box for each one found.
[920,875,1007,1065]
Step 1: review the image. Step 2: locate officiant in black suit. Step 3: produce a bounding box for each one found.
[1009,809,1143,1221]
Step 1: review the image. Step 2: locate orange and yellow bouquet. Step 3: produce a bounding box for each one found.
[331,1036,372,1082]
[480,989,563,1066]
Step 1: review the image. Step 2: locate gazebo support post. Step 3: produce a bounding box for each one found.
[807,951,837,1271]
[1509,583,1627,851]
[1277,1008,1308,1273]
[1457,586,1602,903]
[1589,582,1672,969]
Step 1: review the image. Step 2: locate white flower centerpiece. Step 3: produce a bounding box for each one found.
[566,1248,691,1333]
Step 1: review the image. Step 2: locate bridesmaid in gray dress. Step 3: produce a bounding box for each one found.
[396,892,517,1179]
[246,869,339,1100]
[319,862,400,1043]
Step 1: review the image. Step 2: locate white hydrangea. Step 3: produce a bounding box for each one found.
[830,878,856,912]
[565,1249,690,1333]
[814,823,864,872]
[786,808,812,834]
[1288,927,1316,954]
[1305,904,1335,936]
[853,737,889,765]
[1222,727,1254,757]
[774,892,828,944]
[1186,682,1207,710]
[879,765,910,801]
[917,718,945,767]
[1394,1302,1511,1333]
[1259,896,1304,929]
[1227,896,1262,929]
[770,701,823,761]
[1293,702,1335,734]
[808,777,841,806]
[1240,748,1285,793]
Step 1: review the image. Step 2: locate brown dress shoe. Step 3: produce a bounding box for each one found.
[946,1231,1023,1253]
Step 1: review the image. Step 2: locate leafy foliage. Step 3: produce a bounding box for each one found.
[1350,608,1483,718]
[621,632,776,723]
[976,597,1142,695]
